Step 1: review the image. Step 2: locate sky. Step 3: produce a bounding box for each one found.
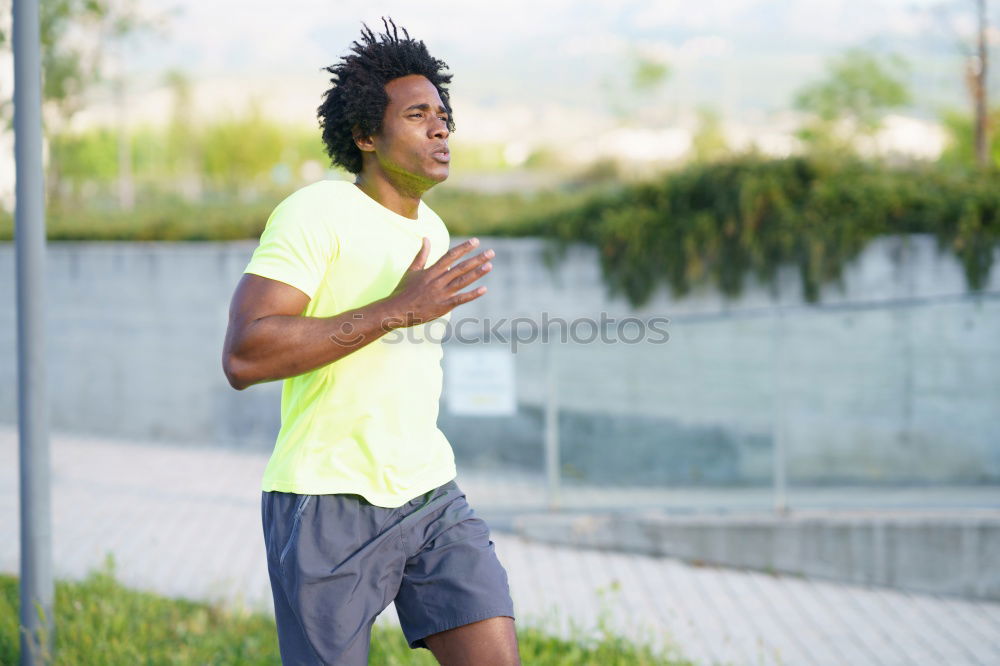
[125,1,976,85]
[134,0,948,76]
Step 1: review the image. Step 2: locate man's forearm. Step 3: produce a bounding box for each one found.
[226,297,403,389]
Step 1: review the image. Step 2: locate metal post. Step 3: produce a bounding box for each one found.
[544,342,560,510]
[771,308,788,516]
[13,0,55,663]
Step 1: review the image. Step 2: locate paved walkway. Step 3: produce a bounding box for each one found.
[2,427,999,666]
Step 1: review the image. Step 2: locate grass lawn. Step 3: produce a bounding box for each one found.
[0,557,697,665]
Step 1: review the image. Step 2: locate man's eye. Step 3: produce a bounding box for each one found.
[409,113,422,118]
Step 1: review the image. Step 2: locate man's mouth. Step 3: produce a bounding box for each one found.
[431,143,451,164]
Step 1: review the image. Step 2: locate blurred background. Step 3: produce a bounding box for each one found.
[1,1,999,665]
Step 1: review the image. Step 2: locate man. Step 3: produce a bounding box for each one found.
[222,17,520,666]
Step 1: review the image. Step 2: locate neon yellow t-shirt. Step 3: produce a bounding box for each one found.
[242,179,457,507]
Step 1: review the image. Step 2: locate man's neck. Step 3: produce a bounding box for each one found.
[353,172,425,220]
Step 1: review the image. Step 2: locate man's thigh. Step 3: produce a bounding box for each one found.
[393,480,517,655]
[261,490,408,665]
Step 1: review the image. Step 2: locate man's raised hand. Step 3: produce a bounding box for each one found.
[383,236,493,329]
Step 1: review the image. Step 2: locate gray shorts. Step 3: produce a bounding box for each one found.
[261,478,516,665]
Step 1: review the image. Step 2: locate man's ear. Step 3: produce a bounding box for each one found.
[352,125,376,153]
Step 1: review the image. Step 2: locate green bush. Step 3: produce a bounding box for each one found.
[524,156,1000,305]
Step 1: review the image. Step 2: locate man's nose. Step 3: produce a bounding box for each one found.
[429,118,449,139]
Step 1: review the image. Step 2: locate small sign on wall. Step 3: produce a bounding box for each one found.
[445,347,517,416]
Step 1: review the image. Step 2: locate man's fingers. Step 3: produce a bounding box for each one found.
[408,236,430,272]
[446,259,492,291]
[442,248,493,281]
[444,285,487,309]
[431,238,480,274]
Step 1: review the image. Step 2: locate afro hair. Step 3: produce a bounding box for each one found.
[317,17,456,175]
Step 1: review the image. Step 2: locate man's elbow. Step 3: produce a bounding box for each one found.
[222,354,252,391]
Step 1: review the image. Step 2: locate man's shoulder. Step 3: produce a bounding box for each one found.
[419,198,448,233]
[264,181,358,235]
[276,179,353,211]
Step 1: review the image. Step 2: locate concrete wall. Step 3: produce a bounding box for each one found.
[512,510,1000,601]
[0,234,998,487]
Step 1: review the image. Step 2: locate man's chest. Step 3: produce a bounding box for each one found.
[311,216,450,316]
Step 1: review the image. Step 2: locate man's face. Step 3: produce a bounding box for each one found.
[362,74,451,188]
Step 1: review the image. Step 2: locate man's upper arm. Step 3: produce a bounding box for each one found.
[228,273,311,331]
[222,273,311,389]
[224,185,338,388]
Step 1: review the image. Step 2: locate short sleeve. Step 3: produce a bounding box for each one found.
[243,198,338,300]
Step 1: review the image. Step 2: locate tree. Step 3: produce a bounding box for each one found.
[1,0,158,129]
[632,55,671,94]
[691,107,728,162]
[932,0,993,168]
[1,0,164,205]
[162,69,204,200]
[971,0,990,166]
[602,50,672,124]
[199,102,285,195]
[939,105,1000,167]
[793,48,911,155]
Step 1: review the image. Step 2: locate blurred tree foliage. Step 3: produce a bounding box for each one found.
[690,107,729,163]
[49,128,118,184]
[794,48,911,154]
[44,109,330,205]
[940,106,1000,168]
[200,104,287,193]
[0,0,157,129]
[1,0,163,206]
[632,56,671,93]
[604,50,672,123]
[522,156,1000,306]
[2,152,996,309]
[162,69,198,180]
